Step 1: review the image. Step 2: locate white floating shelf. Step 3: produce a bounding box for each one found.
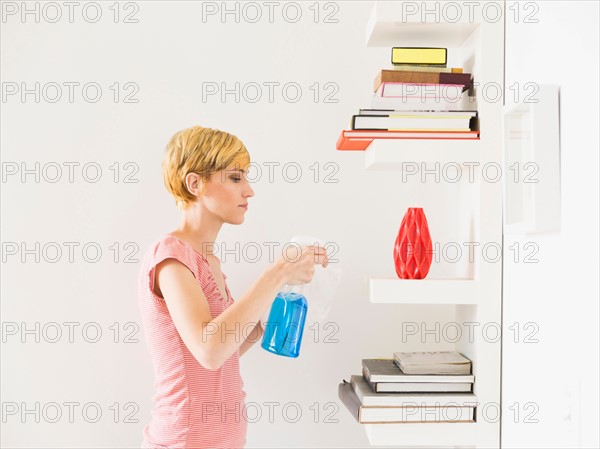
[365,421,477,447]
[369,277,479,304]
[365,138,481,170]
[366,2,480,47]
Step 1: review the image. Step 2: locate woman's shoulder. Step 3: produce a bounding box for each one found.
[141,233,198,267]
[155,233,185,249]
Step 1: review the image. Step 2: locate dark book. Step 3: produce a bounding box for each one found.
[351,375,477,407]
[364,375,473,393]
[362,359,475,383]
[351,112,476,131]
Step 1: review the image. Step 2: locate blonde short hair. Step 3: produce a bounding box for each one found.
[162,125,250,210]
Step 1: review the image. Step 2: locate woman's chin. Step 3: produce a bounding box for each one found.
[227,215,245,225]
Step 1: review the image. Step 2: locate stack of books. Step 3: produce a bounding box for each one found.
[337,47,479,151]
[339,351,477,423]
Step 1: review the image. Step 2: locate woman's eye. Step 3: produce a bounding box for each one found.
[231,177,241,183]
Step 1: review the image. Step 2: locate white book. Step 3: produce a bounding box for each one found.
[358,109,477,116]
[394,351,472,375]
[373,381,473,393]
[339,381,475,424]
[352,114,474,131]
[342,130,479,139]
[371,93,477,111]
[351,375,478,407]
[360,403,475,423]
[377,82,465,100]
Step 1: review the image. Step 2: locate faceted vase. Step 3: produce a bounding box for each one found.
[393,208,433,279]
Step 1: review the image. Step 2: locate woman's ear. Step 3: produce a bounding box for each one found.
[185,172,204,197]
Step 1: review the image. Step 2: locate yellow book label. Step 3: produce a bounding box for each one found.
[392,48,447,65]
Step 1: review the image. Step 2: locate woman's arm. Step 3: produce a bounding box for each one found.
[156,246,327,370]
[239,322,264,357]
[155,258,285,370]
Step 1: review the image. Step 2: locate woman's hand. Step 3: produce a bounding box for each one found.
[275,244,329,285]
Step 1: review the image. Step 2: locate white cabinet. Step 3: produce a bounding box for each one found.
[351,2,505,447]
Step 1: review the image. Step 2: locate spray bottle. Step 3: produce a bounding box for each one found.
[260,236,323,358]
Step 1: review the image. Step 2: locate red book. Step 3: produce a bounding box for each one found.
[336,129,480,151]
[336,132,373,151]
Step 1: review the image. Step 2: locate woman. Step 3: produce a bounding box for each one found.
[137,125,328,448]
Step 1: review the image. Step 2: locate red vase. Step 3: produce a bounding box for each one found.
[394,208,433,279]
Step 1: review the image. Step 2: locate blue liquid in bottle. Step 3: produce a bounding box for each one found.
[261,288,308,358]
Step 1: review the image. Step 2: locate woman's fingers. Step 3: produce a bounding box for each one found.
[306,245,329,268]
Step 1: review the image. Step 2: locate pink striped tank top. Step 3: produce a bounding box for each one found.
[138,234,247,449]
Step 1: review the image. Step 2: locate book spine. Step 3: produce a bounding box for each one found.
[335,134,372,151]
[362,406,475,423]
[378,83,467,99]
[439,72,473,90]
[371,93,476,111]
[375,71,472,92]
[374,70,440,92]
[338,381,360,422]
[392,66,463,74]
[391,47,447,66]
[362,365,372,382]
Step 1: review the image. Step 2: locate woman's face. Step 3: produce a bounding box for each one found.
[199,165,254,224]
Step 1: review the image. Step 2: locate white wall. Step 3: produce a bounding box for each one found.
[503,1,599,448]
[0,2,450,447]
[2,1,598,448]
